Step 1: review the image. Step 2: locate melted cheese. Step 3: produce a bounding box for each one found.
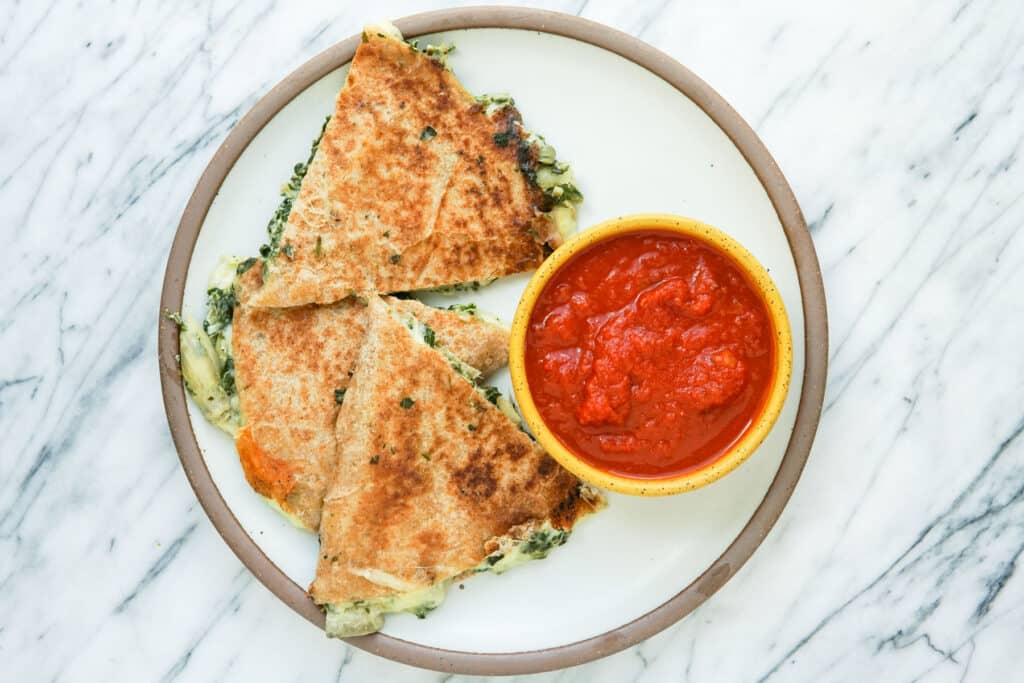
[178,256,243,435]
[262,496,307,530]
[178,317,238,435]
[322,521,571,638]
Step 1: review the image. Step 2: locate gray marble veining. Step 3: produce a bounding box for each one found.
[2,0,1023,680]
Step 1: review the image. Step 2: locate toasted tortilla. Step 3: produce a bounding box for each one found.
[231,269,510,531]
[243,27,567,308]
[310,296,602,636]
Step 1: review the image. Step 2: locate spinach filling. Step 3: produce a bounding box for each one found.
[476,92,583,242]
[219,357,236,395]
[259,115,331,280]
[476,524,571,575]
[423,279,495,295]
[481,385,501,405]
[520,527,570,558]
[421,323,437,349]
[444,301,508,330]
[446,302,478,316]
[204,287,235,336]
[323,522,573,638]
[171,257,245,435]
[236,257,257,275]
[203,281,239,396]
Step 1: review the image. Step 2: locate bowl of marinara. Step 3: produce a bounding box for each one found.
[509,214,793,496]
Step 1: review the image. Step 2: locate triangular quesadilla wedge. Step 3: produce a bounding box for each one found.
[310,296,603,637]
[243,23,582,308]
[231,268,510,531]
[177,260,510,531]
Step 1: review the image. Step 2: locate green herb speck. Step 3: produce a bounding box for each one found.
[421,452,431,461]
[369,455,379,465]
[400,397,415,409]
[334,388,346,405]
[314,235,323,257]
[420,126,437,141]
[390,253,401,264]
[467,424,477,432]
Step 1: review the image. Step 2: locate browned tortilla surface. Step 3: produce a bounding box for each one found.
[243,30,555,308]
[231,269,509,530]
[310,297,599,606]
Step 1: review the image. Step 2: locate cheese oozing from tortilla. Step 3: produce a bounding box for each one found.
[323,519,593,637]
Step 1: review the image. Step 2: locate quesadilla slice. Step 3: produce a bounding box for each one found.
[244,24,582,308]
[178,260,510,531]
[310,296,603,637]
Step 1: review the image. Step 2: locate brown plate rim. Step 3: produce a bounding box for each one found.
[157,6,828,675]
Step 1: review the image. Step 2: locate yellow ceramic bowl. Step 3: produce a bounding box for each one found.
[509,214,793,496]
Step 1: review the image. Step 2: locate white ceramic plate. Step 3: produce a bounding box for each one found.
[160,8,826,674]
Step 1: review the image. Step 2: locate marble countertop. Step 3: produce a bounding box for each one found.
[4,0,1022,680]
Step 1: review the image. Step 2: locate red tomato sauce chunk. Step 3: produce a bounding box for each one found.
[525,231,775,479]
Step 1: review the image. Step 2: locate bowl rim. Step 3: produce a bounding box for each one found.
[509,214,794,496]
[157,7,829,676]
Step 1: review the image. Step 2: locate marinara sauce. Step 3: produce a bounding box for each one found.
[525,231,775,479]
